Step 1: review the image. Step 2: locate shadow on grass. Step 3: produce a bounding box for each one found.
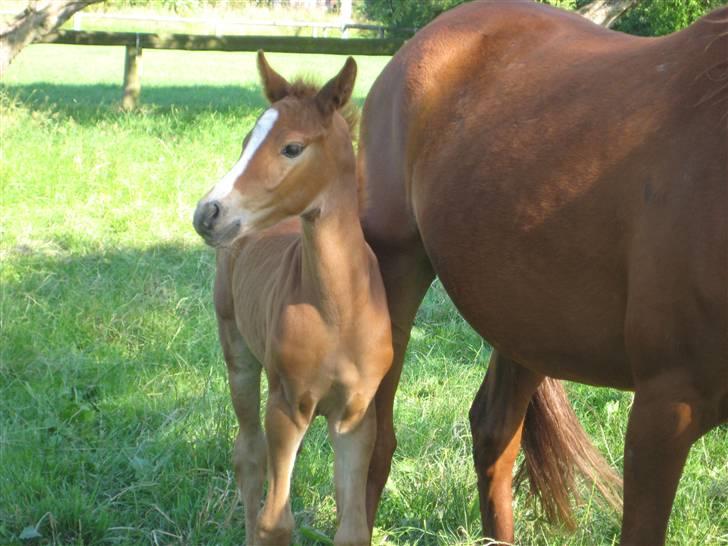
[0,239,369,545]
[0,237,483,545]
[0,239,246,544]
[0,82,368,125]
[1,239,218,379]
[0,82,267,123]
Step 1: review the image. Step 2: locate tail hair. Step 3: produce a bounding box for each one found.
[515,378,622,530]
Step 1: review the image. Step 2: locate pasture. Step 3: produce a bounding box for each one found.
[1,44,726,545]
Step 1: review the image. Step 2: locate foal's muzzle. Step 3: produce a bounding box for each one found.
[193,200,221,241]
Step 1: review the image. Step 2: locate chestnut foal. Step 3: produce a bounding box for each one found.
[193,53,392,546]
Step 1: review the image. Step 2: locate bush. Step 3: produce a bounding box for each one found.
[614,0,727,36]
[360,0,727,35]
[358,0,578,32]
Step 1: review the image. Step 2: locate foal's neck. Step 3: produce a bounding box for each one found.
[300,158,368,322]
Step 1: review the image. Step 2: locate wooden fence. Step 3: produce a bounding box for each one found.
[67,11,410,39]
[40,30,408,110]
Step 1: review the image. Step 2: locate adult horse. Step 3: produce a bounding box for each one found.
[358,1,727,544]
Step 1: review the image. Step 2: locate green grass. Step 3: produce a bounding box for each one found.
[1,44,727,546]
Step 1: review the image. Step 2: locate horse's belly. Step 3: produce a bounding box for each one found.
[414,177,634,389]
[437,254,632,388]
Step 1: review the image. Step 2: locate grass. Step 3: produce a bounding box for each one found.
[1,44,727,546]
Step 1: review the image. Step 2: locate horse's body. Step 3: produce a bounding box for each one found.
[194,54,392,546]
[359,1,728,544]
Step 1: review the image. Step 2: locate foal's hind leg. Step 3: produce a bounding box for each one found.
[219,318,266,545]
[469,351,543,542]
[329,402,377,546]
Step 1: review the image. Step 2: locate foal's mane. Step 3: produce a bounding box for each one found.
[285,77,360,137]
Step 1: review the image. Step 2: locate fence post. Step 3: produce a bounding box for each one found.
[121,41,142,111]
[340,0,352,38]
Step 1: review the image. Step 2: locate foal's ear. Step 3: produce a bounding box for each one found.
[315,56,357,119]
[257,50,291,103]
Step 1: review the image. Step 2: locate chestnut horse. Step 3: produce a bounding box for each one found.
[359,1,727,544]
[193,53,392,546]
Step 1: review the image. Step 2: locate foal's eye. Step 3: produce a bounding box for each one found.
[282,143,304,158]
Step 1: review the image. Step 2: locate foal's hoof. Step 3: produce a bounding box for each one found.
[255,523,293,546]
[333,530,371,546]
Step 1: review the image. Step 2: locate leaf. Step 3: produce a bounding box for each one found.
[19,527,42,540]
[299,526,333,545]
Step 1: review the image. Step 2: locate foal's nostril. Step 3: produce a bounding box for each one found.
[193,200,222,237]
[210,201,220,220]
[203,201,221,229]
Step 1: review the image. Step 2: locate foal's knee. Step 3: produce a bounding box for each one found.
[232,429,266,483]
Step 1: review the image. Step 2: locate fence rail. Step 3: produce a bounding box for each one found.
[42,30,406,55]
[65,11,414,38]
[39,30,408,110]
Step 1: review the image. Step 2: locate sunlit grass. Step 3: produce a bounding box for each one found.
[1,44,726,546]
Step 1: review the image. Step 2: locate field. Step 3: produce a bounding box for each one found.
[1,43,726,546]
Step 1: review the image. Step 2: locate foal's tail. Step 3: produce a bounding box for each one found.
[515,378,623,530]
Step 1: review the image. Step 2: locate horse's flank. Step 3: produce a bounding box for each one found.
[358,1,727,543]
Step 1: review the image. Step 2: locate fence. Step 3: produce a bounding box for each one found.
[67,11,410,38]
[40,29,408,110]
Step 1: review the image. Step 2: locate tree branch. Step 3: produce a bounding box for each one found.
[1,0,104,77]
[577,0,637,28]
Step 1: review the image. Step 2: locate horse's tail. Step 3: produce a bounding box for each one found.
[515,378,622,530]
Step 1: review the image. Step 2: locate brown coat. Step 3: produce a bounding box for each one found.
[358,2,728,544]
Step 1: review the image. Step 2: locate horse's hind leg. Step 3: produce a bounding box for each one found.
[362,242,435,529]
[329,402,377,546]
[620,373,707,546]
[219,318,266,545]
[469,351,543,542]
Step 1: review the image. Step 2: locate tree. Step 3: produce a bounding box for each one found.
[614,0,727,36]
[577,0,638,27]
[0,0,104,78]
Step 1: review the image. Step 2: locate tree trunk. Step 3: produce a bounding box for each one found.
[577,0,637,28]
[0,0,103,78]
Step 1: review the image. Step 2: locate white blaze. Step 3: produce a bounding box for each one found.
[207,108,279,201]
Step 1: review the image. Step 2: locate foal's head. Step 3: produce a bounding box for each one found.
[193,51,358,247]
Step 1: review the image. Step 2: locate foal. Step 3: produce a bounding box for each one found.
[193,53,392,546]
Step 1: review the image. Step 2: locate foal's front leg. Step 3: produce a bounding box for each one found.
[329,402,377,546]
[256,384,310,546]
[219,318,266,545]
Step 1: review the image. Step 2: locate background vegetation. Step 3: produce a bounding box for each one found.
[5,0,726,37]
[358,0,587,31]
[1,2,727,545]
[614,0,727,35]
[359,0,727,34]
